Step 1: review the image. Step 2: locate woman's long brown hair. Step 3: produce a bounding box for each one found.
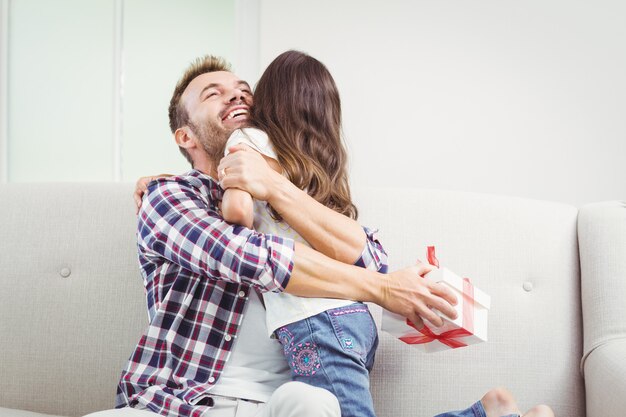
[251,50,358,220]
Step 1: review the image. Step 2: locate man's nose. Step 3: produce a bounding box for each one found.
[227,88,246,103]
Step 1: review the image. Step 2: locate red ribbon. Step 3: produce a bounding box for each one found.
[399,246,475,349]
[427,246,439,268]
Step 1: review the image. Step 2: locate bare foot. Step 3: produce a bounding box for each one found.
[481,388,522,417]
[523,405,555,417]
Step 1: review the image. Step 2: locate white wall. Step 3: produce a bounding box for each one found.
[258,0,626,206]
[1,1,623,206]
[120,0,236,181]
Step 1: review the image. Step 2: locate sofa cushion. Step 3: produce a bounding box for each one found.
[0,408,64,417]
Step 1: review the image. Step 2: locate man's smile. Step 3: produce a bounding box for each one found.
[221,105,249,122]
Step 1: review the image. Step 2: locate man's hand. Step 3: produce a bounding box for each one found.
[218,145,284,202]
[382,261,458,329]
[134,174,172,214]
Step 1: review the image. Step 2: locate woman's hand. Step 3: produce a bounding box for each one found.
[218,145,284,202]
[382,261,458,330]
[134,174,172,214]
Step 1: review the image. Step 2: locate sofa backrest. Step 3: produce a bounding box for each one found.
[0,184,585,417]
[352,187,584,417]
[0,184,147,416]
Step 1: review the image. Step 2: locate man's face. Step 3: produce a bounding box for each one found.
[181,71,253,161]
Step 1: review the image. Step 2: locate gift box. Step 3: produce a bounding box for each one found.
[381,248,491,353]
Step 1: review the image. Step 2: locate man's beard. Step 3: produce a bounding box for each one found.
[188,119,233,166]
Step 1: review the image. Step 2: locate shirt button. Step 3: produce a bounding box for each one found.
[60,267,71,278]
[225,335,232,342]
[208,376,215,383]
[238,291,246,298]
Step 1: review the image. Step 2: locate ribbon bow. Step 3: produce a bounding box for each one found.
[399,246,475,349]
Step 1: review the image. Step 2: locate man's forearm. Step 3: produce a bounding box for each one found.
[284,242,383,304]
[268,176,366,265]
[283,242,460,328]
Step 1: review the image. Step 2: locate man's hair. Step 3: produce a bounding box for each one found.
[168,55,232,166]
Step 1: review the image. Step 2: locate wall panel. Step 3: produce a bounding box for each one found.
[8,0,115,181]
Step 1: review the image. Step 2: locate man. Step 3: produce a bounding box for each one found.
[95,55,552,417]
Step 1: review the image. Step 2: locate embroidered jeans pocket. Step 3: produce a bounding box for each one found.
[276,325,322,377]
[326,303,377,364]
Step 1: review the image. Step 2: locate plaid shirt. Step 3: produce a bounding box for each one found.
[116,170,388,417]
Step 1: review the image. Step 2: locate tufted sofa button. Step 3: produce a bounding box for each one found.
[60,267,71,278]
[523,281,533,292]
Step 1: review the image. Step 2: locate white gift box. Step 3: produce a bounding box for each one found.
[381,267,491,353]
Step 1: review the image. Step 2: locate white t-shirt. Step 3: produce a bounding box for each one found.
[209,290,290,402]
[224,127,354,336]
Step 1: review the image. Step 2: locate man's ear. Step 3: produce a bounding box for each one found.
[174,126,196,150]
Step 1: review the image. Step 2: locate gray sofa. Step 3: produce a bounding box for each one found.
[0,184,624,417]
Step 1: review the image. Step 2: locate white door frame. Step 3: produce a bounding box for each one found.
[0,0,8,183]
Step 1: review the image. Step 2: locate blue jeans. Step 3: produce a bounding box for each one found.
[276,303,519,417]
[276,302,379,417]
[434,401,520,417]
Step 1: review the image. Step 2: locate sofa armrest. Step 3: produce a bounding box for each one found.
[579,200,626,417]
[583,340,626,416]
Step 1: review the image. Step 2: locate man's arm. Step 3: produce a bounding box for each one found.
[142,176,457,327]
[140,177,293,293]
[285,242,458,329]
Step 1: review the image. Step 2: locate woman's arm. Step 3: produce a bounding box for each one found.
[136,174,255,229]
[221,144,282,229]
[134,174,173,213]
[268,177,366,264]
[218,145,367,265]
[221,188,254,229]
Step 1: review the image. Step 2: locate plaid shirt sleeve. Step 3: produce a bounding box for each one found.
[353,226,388,273]
[139,177,294,292]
